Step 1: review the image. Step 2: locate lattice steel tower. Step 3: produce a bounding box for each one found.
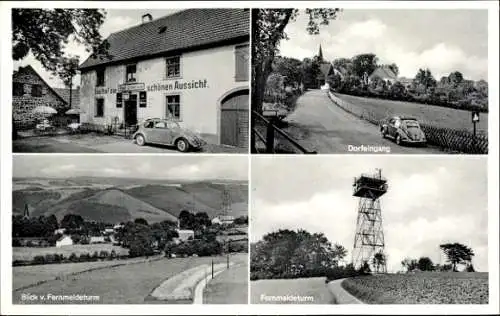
[221,186,231,217]
[352,169,388,273]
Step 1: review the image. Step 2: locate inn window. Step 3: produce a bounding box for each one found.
[166,56,181,78]
[95,98,104,117]
[126,64,137,82]
[235,44,249,82]
[13,82,24,96]
[31,84,43,97]
[166,95,180,120]
[96,68,105,87]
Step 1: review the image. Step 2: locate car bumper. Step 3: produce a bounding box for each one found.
[402,139,427,145]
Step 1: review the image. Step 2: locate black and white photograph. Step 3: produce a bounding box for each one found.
[250,9,489,154]
[250,156,488,304]
[12,8,250,153]
[11,155,249,304]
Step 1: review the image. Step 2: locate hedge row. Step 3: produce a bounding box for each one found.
[250,265,370,281]
[12,250,128,266]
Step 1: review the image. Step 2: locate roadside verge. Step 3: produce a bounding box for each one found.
[327,278,364,304]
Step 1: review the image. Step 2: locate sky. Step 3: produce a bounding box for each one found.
[13,155,248,181]
[251,156,488,273]
[13,9,180,89]
[279,9,488,81]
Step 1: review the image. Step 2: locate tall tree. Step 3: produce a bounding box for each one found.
[372,251,386,273]
[252,8,341,112]
[439,242,475,272]
[351,53,379,78]
[12,9,109,82]
[60,214,84,230]
[414,68,437,93]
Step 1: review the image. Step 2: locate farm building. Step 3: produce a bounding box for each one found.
[54,228,66,235]
[369,66,398,84]
[78,9,250,148]
[174,229,195,243]
[89,236,106,244]
[211,215,235,225]
[55,235,73,247]
[12,65,70,129]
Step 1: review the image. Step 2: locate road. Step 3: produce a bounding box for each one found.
[202,263,248,304]
[283,90,444,154]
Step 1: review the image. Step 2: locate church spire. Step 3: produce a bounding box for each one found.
[23,203,30,218]
[318,44,324,62]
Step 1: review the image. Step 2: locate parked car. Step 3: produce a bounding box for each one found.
[132,118,206,152]
[262,102,288,120]
[380,116,427,146]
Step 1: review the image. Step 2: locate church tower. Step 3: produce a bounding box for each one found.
[23,203,30,218]
[318,44,324,62]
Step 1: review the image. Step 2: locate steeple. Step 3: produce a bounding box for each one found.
[23,203,30,218]
[318,44,324,62]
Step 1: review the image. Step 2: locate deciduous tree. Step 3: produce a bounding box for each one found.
[439,242,475,272]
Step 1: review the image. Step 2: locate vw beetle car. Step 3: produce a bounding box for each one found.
[380,116,427,146]
[132,118,206,152]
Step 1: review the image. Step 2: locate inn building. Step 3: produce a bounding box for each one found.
[79,9,250,148]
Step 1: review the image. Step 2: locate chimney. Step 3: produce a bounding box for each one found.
[142,13,153,24]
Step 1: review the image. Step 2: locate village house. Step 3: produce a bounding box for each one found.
[368,66,398,85]
[55,235,73,247]
[12,65,70,129]
[174,229,195,244]
[78,9,250,148]
[89,236,106,244]
[211,215,235,225]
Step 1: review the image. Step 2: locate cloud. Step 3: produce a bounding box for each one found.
[40,164,76,174]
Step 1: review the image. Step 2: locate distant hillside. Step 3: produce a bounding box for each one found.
[33,189,178,224]
[125,182,248,218]
[13,178,247,222]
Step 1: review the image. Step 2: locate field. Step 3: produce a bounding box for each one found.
[203,262,248,304]
[250,277,334,304]
[13,244,129,261]
[13,253,247,304]
[13,255,158,291]
[335,93,488,133]
[342,272,489,304]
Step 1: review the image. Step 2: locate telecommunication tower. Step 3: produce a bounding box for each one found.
[352,169,388,273]
[221,186,231,217]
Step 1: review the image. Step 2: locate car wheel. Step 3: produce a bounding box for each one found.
[176,138,190,152]
[381,127,387,138]
[395,134,402,145]
[135,134,146,146]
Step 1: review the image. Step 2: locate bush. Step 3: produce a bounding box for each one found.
[69,252,78,262]
[99,250,110,259]
[33,255,45,264]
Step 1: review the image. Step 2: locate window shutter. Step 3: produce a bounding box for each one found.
[139,91,147,108]
[116,93,122,108]
[235,45,249,82]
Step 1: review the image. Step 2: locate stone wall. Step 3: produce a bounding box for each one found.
[13,66,69,130]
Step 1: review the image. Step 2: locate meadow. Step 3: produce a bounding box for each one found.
[335,93,488,133]
[342,272,489,304]
[13,253,248,304]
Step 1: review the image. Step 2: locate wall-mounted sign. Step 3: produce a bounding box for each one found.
[146,79,208,92]
[123,92,130,100]
[95,87,117,95]
[119,83,145,92]
[139,91,147,108]
[116,92,123,108]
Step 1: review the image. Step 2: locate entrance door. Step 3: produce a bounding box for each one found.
[124,94,137,126]
[220,89,248,148]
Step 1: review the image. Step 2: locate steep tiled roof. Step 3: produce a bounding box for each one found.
[53,88,80,108]
[80,9,249,70]
[370,66,397,80]
[13,65,68,105]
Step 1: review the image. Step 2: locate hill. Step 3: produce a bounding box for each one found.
[33,189,178,224]
[13,178,248,222]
